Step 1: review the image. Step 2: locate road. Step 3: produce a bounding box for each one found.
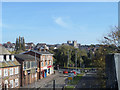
[43,70,68,88]
[75,70,101,89]
[21,69,101,89]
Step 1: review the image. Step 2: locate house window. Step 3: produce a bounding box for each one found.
[49,61,51,65]
[4,69,8,76]
[15,78,18,87]
[4,55,6,60]
[35,73,37,77]
[33,61,35,68]
[41,62,44,67]
[24,62,26,69]
[27,62,30,69]
[10,80,13,88]
[35,61,37,68]
[9,55,11,60]
[48,68,50,74]
[9,68,13,75]
[45,56,47,60]
[15,67,18,74]
[0,70,1,77]
[43,57,44,61]
[31,61,34,68]
[46,61,47,66]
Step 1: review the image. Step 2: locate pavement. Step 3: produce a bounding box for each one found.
[21,70,68,88]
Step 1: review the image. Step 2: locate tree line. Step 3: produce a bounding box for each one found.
[49,45,96,68]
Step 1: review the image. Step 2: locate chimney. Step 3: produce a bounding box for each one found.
[6,55,9,61]
[0,55,3,62]
[11,55,14,61]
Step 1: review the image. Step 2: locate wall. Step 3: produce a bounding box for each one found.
[105,53,120,89]
[1,66,20,88]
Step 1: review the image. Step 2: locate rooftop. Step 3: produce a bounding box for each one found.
[0,46,11,54]
[15,54,39,61]
[22,50,53,55]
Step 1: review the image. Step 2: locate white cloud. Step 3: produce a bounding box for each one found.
[53,17,68,28]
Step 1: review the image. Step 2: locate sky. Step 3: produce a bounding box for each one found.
[2,2,118,45]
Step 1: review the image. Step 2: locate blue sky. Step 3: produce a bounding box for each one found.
[2,2,118,45]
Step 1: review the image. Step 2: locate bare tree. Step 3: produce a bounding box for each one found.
[101,26,120,51]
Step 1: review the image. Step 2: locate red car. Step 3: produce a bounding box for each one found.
[63,70,68,74]
[72,71,76,75]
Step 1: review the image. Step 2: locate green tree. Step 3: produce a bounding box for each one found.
[19,36,21,50]
[54,45,74,67]
[22,37,25,51]
[53,45,88,68]
[15,38,19,51]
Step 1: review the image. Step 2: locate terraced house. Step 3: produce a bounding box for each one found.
[15,54,39,86]
[0,46,21,89]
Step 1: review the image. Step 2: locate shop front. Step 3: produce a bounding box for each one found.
[41,67,48,79]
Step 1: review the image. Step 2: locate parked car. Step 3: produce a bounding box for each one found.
[75,69,81,74]
[63,70,68,74]
[72,70,76,75]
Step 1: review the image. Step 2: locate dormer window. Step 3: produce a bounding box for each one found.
[9,55,12,60]
[4,55,6,60]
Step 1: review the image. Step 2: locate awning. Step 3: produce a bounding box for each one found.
[47,65,52,68]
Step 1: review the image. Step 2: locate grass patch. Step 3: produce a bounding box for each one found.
[68,74,84,85]
[64,85,75,88]
[64,67,94,70]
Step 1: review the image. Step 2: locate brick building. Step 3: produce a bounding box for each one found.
[22,50,54,79]
[0,46,21,89]
[15,54,39,87]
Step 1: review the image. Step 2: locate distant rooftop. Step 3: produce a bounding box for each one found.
[0,46,11,54]
[31,50,53,55]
